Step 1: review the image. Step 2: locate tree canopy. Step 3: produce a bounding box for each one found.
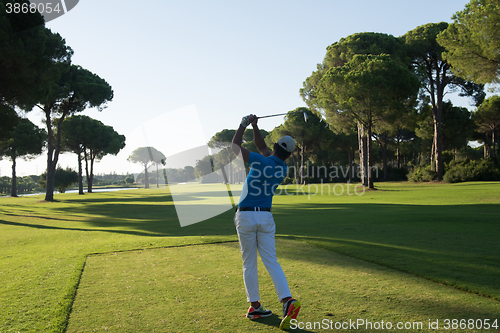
[0,0,72,110]
[0,117,46,196]
[401,22,484,180]
[301,32,420,188]
[128,147,166,188]
[473,95,500,160]
[437,0,500,84]
[301,32,408,113]
[61,115,125,193]
[40,64,114,201]
[320,54,419,187]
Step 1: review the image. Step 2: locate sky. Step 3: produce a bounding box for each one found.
[1,0,475,178]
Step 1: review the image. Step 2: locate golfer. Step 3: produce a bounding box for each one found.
[231,114,301,330]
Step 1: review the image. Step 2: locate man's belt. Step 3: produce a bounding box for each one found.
[236,207,271,212]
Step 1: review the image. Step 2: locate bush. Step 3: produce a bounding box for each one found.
[374,166,408,181]
[408,165,437,182]
[443,159,500,183]
[39,167,78,193]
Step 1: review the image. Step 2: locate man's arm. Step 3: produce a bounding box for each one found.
[252,118,271,157]
[232,115,254,164]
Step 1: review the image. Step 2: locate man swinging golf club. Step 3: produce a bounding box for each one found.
[231,114,301,330]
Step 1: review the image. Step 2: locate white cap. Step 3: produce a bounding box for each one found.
[277,135,295,153]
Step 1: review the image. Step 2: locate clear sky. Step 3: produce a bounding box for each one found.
[1,0,474,177]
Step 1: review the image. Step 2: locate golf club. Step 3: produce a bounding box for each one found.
[257,110,308,122]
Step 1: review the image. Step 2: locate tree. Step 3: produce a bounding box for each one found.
[0,118,46,196]
[125,175,135,184]
[40,167,78,194]
[0,105,19,141]
[318,55,419,188]
[301,32,417,187]
[441,102,474,154]
[473,96,500,161]
[60,115,89,194]
[301,32,408,111]
[127,147,166,188]
[265,108,327,184]
[82,121,125,192]
[401,22,485,180]
[61,115,125,194]
[437,0,500,84]
[1,0,72,167]
[38,64,114,201]
[1,0,72,110]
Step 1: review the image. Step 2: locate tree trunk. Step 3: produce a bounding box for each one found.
[358,122,369,187]
[84,150,92,193]
[287,153,297,184]
[366,115,374,189]
[300,141,306,185]
[431,65,446,181]
[156,163,159,188]
[89,153,95,193]
[492,130,496,161]
[144,163,149,188]
[433,106,444,180]
[396,136,401,169]
[11,156,17,197]
[484,141,490,158]
[430,131,436,170]
[78,150,84,195]
[413,140,418,166]
[495,129,500,160]
[44,106,57,201]
[347,147,353,183]
[357,122,365,186]
[382,141,388,181]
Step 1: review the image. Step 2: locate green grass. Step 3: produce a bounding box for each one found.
[274,182,500,300]
[0,182,499,332]
[67,240,499,333]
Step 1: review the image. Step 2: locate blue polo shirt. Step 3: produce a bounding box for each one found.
[238,152,287,208]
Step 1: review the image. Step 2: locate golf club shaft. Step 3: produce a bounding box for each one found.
[257,110,302,119]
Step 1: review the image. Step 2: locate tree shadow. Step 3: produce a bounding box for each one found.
[251,314,315,332]
[220,240,500,326]
[2,191,500,302]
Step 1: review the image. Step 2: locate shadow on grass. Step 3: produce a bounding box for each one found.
[272,202,500,301]
[252,314,314,332]
[2,191,500,301]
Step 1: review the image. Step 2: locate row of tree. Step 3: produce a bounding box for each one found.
[202,1,500,187]
[0,0,124,199]
[295,0,500,187]
[130,1,500,188]
[300,23,486,188]
[0,172,137,196]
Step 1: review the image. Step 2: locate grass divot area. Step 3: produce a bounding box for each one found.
[67,240,499,333]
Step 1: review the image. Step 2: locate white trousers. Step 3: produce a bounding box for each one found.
[234,211,291,302]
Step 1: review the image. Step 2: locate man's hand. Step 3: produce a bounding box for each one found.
[251,115,258,128]
[234,115,255,163]
[241,114,256,128]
